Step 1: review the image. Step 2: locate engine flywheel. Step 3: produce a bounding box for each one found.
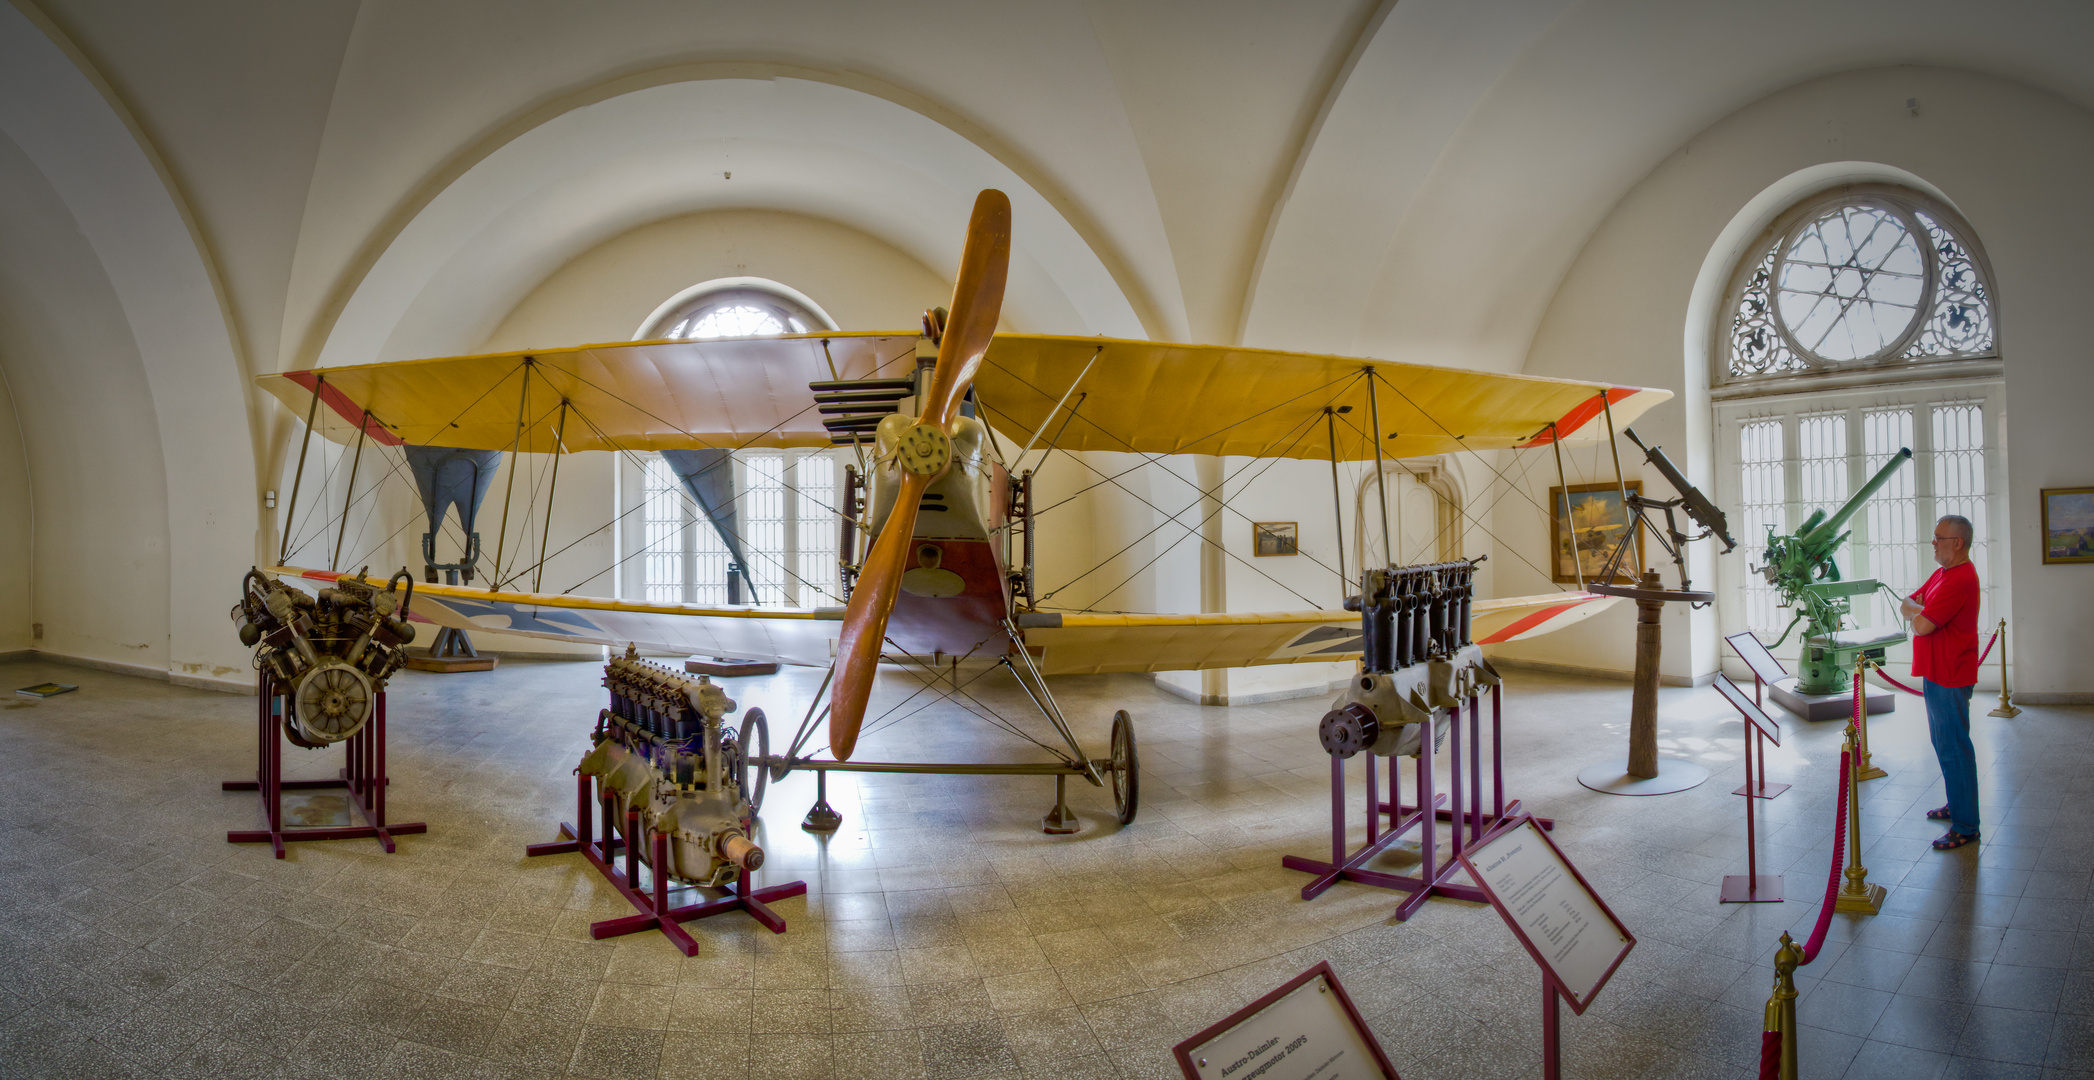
[289,662,374,745]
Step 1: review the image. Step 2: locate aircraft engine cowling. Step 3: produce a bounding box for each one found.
[231,568,416,746]
[583,649,764,889]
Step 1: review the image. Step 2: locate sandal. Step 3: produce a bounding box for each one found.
[1932,830,1979,850]
[1926,805,1953,821]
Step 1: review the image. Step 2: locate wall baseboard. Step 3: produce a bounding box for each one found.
[1489,655,1715,688]
[1152,674,1348,707]
[2,650,255,694]
[2015,692,2094,706]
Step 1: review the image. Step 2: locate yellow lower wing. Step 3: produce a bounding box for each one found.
[267,567,842,666]
[1018,593,1618,676]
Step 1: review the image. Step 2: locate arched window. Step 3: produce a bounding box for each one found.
[1712,186,2005,655]
[623,280,846,607]
[644,283,832,340]
[1720,188,1996,387]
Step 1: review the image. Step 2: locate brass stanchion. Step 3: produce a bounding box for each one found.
[1855,689,1887,782]
[1834,672,1886,915]
[1766,932,1802,1080]
[1988,618,2021,718]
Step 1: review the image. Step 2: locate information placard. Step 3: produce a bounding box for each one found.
[1172,962,1397,1080]
[1724,631,1788,690]
[1457,817,1634,1013]
[1714,674,1782,745]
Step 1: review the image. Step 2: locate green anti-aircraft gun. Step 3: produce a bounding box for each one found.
[1756,447,1913,698]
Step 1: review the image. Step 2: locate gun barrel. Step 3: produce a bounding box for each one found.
[1623,427,1737,551]
[1802,447,1912,547]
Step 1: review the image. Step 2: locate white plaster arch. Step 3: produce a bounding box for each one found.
[319,76,1145,373]
[0,4,256,686]
[1243,0,2094,374]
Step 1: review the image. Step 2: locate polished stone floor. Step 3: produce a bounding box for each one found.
[0,654,2087,1080]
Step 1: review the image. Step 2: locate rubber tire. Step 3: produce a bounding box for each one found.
[1110,709,1139,825]
[741,708,769,817]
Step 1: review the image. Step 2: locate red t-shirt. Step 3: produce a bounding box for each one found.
[1910,561,1980,687]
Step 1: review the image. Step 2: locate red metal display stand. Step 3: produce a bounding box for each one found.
[526,772,805,957]
[1284,685,1549,920]
[223,670,425,858]
[1715,674,1784,903]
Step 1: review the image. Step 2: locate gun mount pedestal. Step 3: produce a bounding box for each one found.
[1578,571,1713,796]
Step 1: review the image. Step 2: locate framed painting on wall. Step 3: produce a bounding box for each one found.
[1253,522,1298,557]
[1551,481,1642,584]
[2042,487,2094,564]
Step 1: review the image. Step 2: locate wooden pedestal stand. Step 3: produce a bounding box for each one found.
[224,670,426,858]
[1577,572,1713,795]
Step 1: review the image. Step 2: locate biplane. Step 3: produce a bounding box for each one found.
[257,190,1671,833]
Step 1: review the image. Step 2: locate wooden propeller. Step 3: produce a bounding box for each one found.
[828,190,1011,761]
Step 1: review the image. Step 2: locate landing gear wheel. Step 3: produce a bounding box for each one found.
[738,708,769,817]
[1110,709,1139,825]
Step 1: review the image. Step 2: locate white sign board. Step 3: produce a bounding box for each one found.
[1459,818,1633,1011]
[1174,964,1396,1080]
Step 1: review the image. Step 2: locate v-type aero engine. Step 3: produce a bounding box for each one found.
[231,568,416,746]
[579,650,766,889]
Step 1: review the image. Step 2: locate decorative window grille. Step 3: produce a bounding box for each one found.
[1721,191,1996,387]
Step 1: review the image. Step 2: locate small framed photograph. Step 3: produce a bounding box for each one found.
[1551,481,1642,584]
[2042,487,2094,564]
[1253,522,1298,557]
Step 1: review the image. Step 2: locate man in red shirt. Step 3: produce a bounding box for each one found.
[1902,514,1982,850]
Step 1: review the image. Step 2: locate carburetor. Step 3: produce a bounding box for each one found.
[579,647,766,889]
[230,568,417,747]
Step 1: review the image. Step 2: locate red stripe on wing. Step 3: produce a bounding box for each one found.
[1516,388,1639,448]
[1475,596,1596,644]
[284,371,405,446]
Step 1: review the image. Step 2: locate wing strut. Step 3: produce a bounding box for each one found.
[279,374,322,565]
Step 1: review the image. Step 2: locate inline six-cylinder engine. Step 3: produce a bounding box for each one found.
[231,568,417,747]
[580,649,766,889]
[1318,559,1500,759]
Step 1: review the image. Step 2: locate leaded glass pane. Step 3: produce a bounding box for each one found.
[1776,205,1926,362]
[1738,419,1786,637]
[1859,409,1917,626]
[796,455,840,605]
[642,457,684,604]
[745,455,787,605]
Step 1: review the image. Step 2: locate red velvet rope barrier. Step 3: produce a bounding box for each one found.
[1761,674,1866,1076]
[1871,625,2001,697]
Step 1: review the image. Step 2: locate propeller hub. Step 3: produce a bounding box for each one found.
[896,422,952,477]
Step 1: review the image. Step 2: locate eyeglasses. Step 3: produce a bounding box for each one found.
[1931,535,1961,544]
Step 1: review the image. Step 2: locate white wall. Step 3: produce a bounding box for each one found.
[1499,66,2093,696]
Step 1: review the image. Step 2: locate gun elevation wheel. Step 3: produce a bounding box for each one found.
[1110,709,1139,825]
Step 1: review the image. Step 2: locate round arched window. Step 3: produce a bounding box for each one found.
[643,282,833,340]
[1721,187,1994,386]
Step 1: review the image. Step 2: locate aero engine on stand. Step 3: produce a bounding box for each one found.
[224,568,426,856]
[581,651,768,888]
[528,648,805,956]
[1287,558,1542,922]
[231,568,416,746]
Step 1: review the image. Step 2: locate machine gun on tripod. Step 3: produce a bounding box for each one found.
[1591,428,1737,604]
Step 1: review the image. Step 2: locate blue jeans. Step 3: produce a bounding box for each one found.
[1923,678,1978,835]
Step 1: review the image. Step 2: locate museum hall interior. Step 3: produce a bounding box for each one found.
[1,2,2091,1078]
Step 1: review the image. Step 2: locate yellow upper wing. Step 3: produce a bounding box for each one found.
[257,333,1669,459]
[255,332,920,452]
